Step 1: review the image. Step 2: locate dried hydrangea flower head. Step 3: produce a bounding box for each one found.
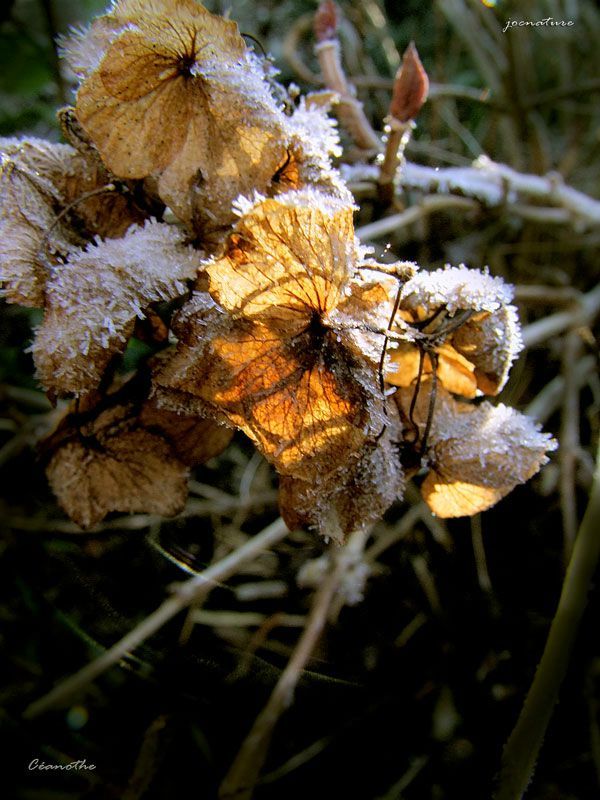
[66,0,288,233]
[386,265,523,399]
[154,188,408,540]
[395,383,557,517]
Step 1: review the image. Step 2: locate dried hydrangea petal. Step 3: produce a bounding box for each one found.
[451,306,523,396]
[396,385,557,517]
[45,403,189,529]
[0,141,82,306]
[154,190,399,535]
[207,189,358,322]
[72,0,288,230]
[32,221,199,397]
[279,415,404,542]
[139,399,233,466]
[387,265,523,398]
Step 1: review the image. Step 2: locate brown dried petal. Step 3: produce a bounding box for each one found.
[451,307,523,396]
[46,404,189,529]
[396,385,557,517]
[74,0,286,230]
[0,143,79,306]
[139,399,233,466]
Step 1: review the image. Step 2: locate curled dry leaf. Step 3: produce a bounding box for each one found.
[71,0,287,232]
[386,266,523,398]
[155,190,405,536]
[32,221,199,398]
[396,384,557,518]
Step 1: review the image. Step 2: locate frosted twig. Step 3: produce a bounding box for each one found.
[314,4,381,153]
[219,527,370,800]
[23,517,289,719]
[495,441,600,800]
[342,159,600,228]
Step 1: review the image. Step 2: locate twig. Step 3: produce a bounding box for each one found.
[525,355,596,424]
[494,440,600,800]
[356,195,475,241]
[23,517,289,719]
[219,527,370,799]
[560,330,584,561]
[521,284,600,349]
[313,3,381,152]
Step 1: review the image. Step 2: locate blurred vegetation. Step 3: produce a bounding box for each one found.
[1,1,599,799]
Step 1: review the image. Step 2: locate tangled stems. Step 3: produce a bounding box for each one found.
[495,440,600,800]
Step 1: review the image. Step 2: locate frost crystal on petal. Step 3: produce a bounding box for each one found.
[32,221,199,397]
[401,264,514,315]
[0,139,81,306]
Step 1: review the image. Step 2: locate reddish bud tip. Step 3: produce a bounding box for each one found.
[389,42,429,123]
[314,0,339,43]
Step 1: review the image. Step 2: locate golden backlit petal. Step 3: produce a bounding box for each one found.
[279,419,405,541]
[154,300,374,482]
[76,61,192,179]
[207,190,356,321]
[386,344,432,388]
[421,474,503,518]
[45,404,189,530]
[435,342,478,398]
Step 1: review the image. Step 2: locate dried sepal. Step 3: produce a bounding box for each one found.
[396,385,557,518]
[279,415,404,542]
[208,189,358,321]
[139,398,233,466]
[0,139,80,306]
[386,266,523,398]
[72,0,287,231]
[32,221,199,397]
[45,403,189,529]
[389,42,429,123]
[155,192,400,535]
